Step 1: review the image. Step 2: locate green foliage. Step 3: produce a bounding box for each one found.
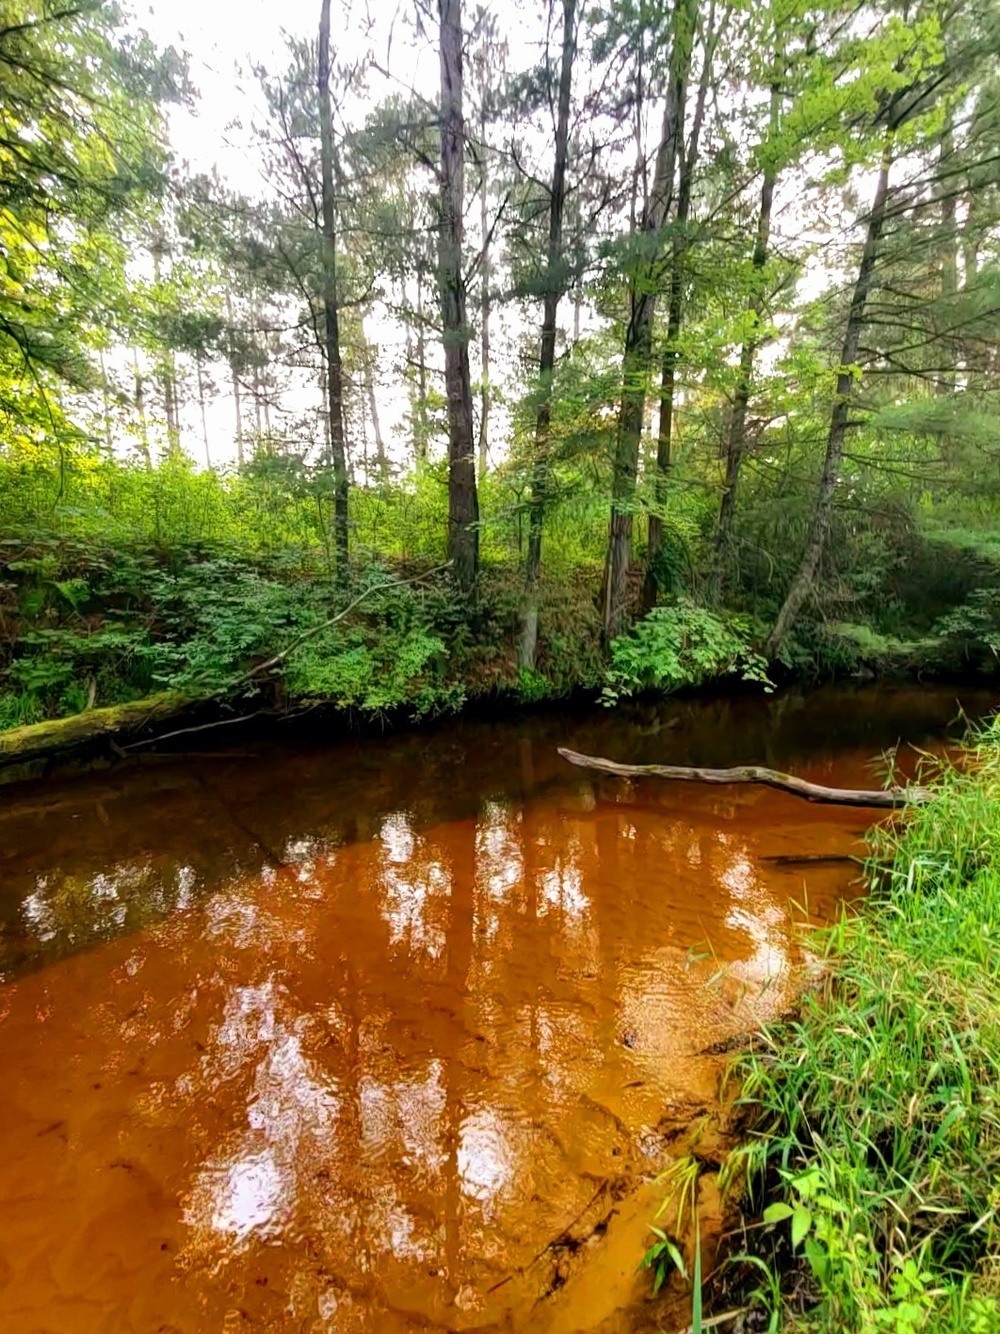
[603,602,771,704]
[515,667,554,702]
[0,2,183,435]
[641,1226,688,1294]
[935,591,1000,672]
[725,725,1000,1330]
[641,1154,705,1321]
[0,536,472,723]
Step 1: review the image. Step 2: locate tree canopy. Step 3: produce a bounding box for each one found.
[1,0,999,722]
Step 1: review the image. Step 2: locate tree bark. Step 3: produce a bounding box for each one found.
[437,0,480,593]
[363,332,388,484]
[0,692,196,777]
[197,355,211,469]
[132,351,151,468]
[151,241,182,457]
[764,143,893,659]
[646,0,707,592]
[98,348,113,453]
[708,75,782,606]
[478,105,491,482]
[318,0,351,568]
[936,118,958,405]
[557,748,930,808]
[252,354,263,440]
[225,292,244,467]
[163,359,181,455]
[602,0,695,639]
[414,266,430,464]
[519,0,578,670]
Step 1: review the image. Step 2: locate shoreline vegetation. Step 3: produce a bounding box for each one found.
[4,0,1000,787]
[2,516,1000,784]
[695,723,1000,1333]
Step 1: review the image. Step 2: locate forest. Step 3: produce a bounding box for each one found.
[1,0,999,742]
[4,4,1000,1331]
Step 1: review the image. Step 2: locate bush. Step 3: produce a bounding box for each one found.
[603,601,771,704]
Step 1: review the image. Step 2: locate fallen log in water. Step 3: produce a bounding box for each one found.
[557,747,932,807]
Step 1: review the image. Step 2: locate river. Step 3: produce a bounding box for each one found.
[0,685,991,1333]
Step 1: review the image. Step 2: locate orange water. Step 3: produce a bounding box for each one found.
[0,686,989,1332]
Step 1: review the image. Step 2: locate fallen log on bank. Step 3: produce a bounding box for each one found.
[557,747,932,807]
[0,692,198,775]
[0,567,454,782]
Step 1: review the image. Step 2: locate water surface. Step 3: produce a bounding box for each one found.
[0,686,989,1332]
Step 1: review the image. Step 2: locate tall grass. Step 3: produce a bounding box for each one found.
[725,722,1000,1332]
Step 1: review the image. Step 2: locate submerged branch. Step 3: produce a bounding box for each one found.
[556,748,932,807]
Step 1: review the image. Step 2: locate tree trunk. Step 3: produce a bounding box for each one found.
[437,0,479,592]
[645,0,703,593]
[318,0,351,568]
[364,334,388,484]
[163,360,181,456]
[519,0,578,670]
[98,348,113,453]
[262,371,272,441]
[602,0,695,639]
[0,691,196,777]
[197,355,211,469]
[414,267,430,464]
[478,108,491,483]
[765,144,893,658]
[962,188,978,289]
[252,356,263,440]
[225,293,244,467]
[132,351,151,468]
[708,75,782,606]
[151,243,182,457]
[937,119,958,402]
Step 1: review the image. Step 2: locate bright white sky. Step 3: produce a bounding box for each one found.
[109,1,849,475]
[117,0,540,472]
[138,0,443,189]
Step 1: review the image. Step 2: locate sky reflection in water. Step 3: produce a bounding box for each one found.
[0,686,982,1331]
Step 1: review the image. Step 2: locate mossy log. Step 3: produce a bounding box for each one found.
[557,747,933,807]
[0,692,196,772]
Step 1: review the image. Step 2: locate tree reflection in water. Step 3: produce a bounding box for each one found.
[0,686,977,1331]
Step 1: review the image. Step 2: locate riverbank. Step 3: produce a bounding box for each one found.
[3,532,1000,784]
[718,719,1000,1331]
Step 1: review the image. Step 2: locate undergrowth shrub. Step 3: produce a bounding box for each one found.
[603,601,771,704]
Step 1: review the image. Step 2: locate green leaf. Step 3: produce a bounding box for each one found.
[762,1202,794,1225]
[791,1205,812,1250]
[803,1235,828,1282]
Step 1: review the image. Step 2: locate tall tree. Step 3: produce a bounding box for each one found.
[708,15,786,605]
[519,0,579,669]
[0,2,182,439]
[765,143,894,656]
[645,0,715,597]
[318,0,351,565]
[437,0,480,592]
[469,8,506,482]
[764,0,992,653]
[602,0,698,638]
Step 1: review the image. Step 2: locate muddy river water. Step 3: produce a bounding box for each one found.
[0,685,992,1333]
